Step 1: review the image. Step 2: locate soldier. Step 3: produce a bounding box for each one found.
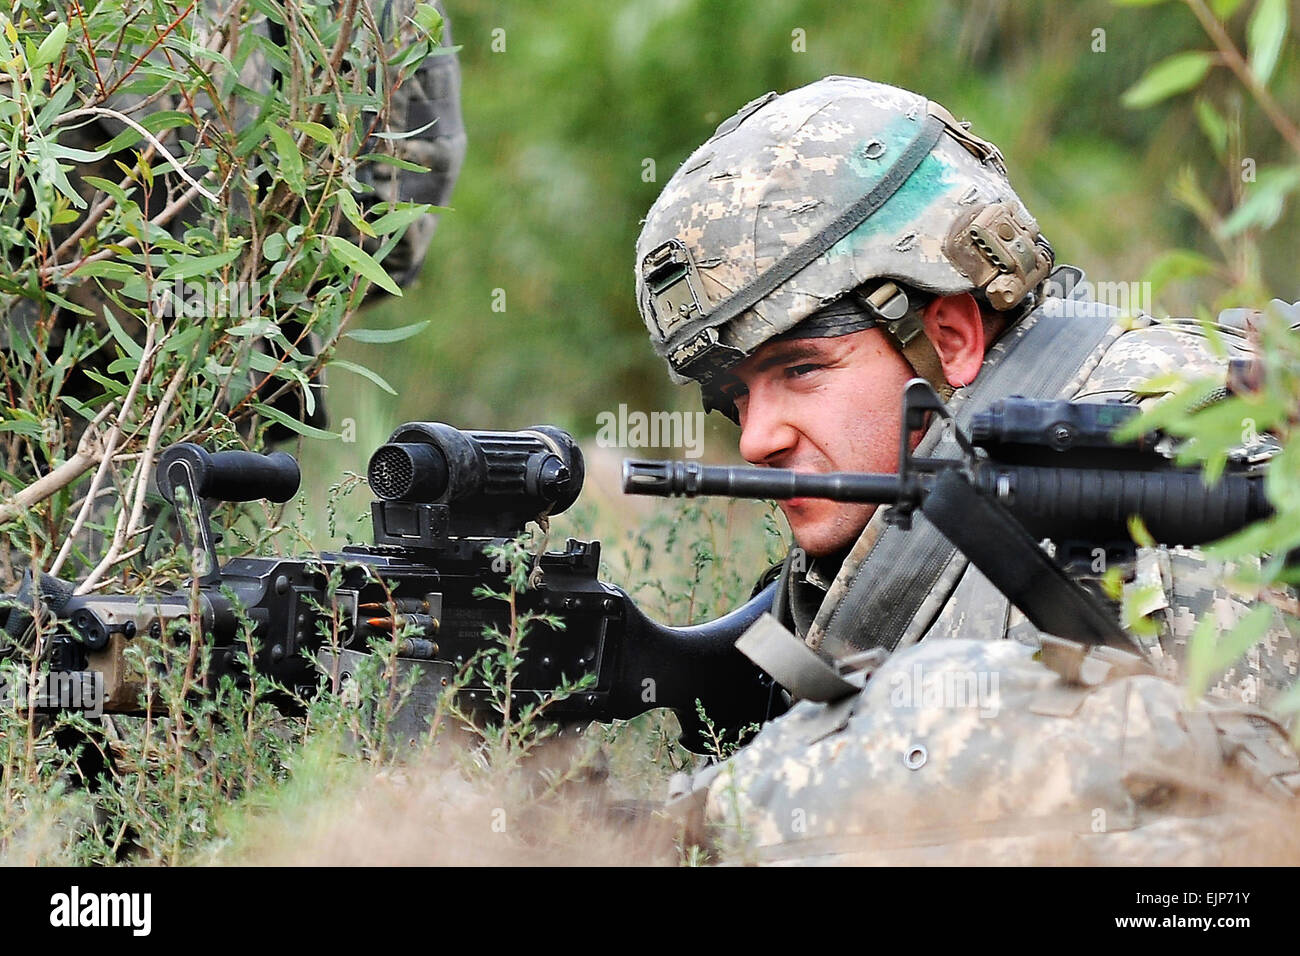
[634,76,1300,863]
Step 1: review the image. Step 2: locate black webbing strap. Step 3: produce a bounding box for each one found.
[813,300,1124,658]
[663,112,946,358]
[919,470,1132,647]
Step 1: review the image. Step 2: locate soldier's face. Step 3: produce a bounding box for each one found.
[721,328,918,557]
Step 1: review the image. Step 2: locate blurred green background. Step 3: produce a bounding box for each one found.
[301,0,1300,536]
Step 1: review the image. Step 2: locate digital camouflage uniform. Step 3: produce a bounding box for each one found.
[634,77,1300,863]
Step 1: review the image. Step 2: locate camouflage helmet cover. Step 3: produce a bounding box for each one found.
[635,76,1052,387]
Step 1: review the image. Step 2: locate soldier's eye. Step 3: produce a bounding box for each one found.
[786,363,823,378]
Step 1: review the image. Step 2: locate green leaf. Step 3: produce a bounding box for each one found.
[357,152,430,174]
[1121,52,1215,109]
[1247,0,1288,85]
[161,326,201,354]
[1212,0,1247,17]
[73,260,137,281]
[368,203,435,235]
[158,245,244,280]
[344,320,430,344]
[48,142,110,163]
[81,175,132,205]
[101,306,142,360]
[0,419,45,438]
[1111,376,1221,441]
[1127,514,1157,549]
[291,120,336,150]
[413,2,444,34]
[1221,165,1300,236]
[1193,98,1228,156]
[330,359,398,395]
[1184,610,1222,702]
[1205,514,1300,561]
[1142,248,1217,296]
[267,124,306,197]
[226,318,280,337]
[335,189,376,238]
[251,402,338,441]
[106,354,139,376]
[324,235,402,297]
[44,291,92,316]
[31,22,67,69]
[1211,603,1277,673]
[82,368,127,397]
[34,79,76,127]
[263,233,285,262]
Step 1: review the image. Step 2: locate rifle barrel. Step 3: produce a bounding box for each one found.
[622,460,903,502]
[622,459,1273,547]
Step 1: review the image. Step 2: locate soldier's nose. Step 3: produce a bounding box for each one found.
[737,398,798,466]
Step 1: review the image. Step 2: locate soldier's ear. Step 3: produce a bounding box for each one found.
[921,293,986,388]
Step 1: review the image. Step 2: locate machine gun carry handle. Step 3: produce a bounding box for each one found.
[155,444,301,584]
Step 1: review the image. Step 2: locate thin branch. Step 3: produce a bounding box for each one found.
[1185,0,1300,160]
[99,0,198,101]
[49,413,119,576]
[76,354,186,595]
[55,106,219,203]
[0,401,117,525]
[40,171,228,279]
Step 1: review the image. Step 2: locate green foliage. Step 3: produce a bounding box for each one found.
[332,0,1298,444]
[0,0,443,584]
[1115,0,1300,733]
[448,535,598,781]
[1121,50,1215,107]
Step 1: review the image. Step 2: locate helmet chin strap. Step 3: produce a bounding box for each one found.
[858,281,956,402]
[898,332,957,400]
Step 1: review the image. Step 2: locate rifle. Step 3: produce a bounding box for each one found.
[624,379,1273,651]
[0,423,780,752]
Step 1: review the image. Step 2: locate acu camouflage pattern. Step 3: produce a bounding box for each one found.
[635,76,1038,384]
[698,637,1299,865]
[694,301,1300,863]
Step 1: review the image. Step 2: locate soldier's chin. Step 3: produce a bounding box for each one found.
[785,503,872,557]
[786,516,842,558]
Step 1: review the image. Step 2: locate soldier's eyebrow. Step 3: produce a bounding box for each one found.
[749,341,835,374]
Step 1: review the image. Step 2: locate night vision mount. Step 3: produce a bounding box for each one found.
[157,423,586,578]
[366,423,584,553]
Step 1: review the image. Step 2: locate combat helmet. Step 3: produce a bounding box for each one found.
[635,76,1053,417]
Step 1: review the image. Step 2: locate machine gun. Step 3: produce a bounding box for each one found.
[624,379,1274,651]
[0,423,780,752]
